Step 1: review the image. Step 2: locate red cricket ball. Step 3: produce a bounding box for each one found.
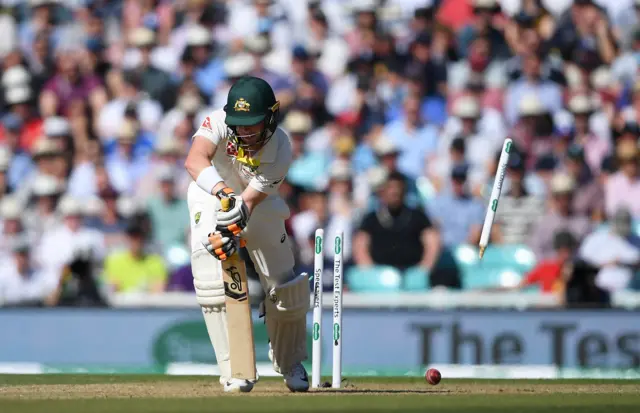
[425,368,441,385]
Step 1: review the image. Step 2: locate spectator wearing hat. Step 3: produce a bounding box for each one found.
[146,165,189,251]
[496,153,545,245]
[105,120,152,195]
[530,172,592,259]
[285,111,329,189]
[562,144,605,221]
[381,94,438,180]
[438,95,503,190]
[427,163,487,248]
[124,27,176,111]
[0,196,28,262]
[103,221,168,293]
[605,140,640,218]
[158,91,210,145]
[2,71,43,152]
[290,187,333,265]
[458,0,510,61]
[611,26,640,85]
[37,195,105,276]
[23,173,65,238]
[510,94,556,168]
[39,47,107,120]
[578,207,640,293]
[0,114,35,191]
[181,24,225,99]
[245,34,292,94]
[86,186,129,251]
[0,233,59,307]
[567,94,610,174]
[136,137,189,201]
[369,136,421,208]
[211,52,257,109]
[354,171,441,278]
[504,50,562,126]
[290,45,328,96]
[97,70,163,140]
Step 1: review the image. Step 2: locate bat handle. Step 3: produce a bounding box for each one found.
[219,197,245,248]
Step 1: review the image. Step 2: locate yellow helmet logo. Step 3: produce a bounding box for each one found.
[234,98,251,112]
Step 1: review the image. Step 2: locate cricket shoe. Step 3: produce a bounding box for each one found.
[283,362,309,392]
[223,378,255,393]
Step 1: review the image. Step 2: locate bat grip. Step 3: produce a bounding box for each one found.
[219,197,245,248]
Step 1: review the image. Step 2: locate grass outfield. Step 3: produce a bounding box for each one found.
[1,375,639,413]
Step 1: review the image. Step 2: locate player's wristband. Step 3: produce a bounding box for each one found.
[196,166,223,195]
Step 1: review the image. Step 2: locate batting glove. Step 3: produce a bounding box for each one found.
[202,231,237,261]
[215,188,250,237]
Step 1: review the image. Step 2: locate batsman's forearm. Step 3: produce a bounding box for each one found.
[241,186,268,214]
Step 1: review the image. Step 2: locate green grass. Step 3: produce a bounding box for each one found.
[1,375,639,413]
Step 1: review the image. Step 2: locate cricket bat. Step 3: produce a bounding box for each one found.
[220,198,257,381]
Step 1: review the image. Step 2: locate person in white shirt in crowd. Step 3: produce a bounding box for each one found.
[578,207,640,293]
[605,139,640,218]
[504,49,563,126]
[97,70,163,140]
[158,92,210,147]
[0,234,59,307]
[437,95,502,192]
[0,196,28,263]
[14,138,64,204]
[24,174,65,240]
[136,138,190,202]
[37,195,106,275]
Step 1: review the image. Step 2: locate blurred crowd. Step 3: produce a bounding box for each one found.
[1,0,640,307]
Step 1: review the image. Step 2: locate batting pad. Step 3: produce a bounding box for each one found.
[264,272,310,373]
[192,249,231,383]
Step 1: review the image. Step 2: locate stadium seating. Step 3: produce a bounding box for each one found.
[403,266,430,291]
[346,266,402,292]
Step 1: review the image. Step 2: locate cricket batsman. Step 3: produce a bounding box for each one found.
[184,76,309,393]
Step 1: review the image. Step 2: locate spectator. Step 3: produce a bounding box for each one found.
[39,47,107,121]
[578,207,640,293]
[124,27,176,111]
[515,230,578,294]
[0,114,34,191]
[103,221,167,293]
[24,174,64,238]
[497,153,545,245]
[530,172,592,259]
[86,186,128,250]
[0,234,59,307]
[458,0,510,61]
[105,119,152,195]
[427,164,486,247]
[605,139,640,218]
[438,95,502,190]
[353,171,440,272]
[563,144,605,221]
[146,165,189,251]
[549,0,617,71]
[0,196,27,262]
[504,50,562,126]
[3,80,43,152]
[381,94,438,180]
[37,195,105,274]
[566,94,610,174]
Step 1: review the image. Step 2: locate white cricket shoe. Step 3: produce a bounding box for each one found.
[223,378,255,393]
[283,362,309,392]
